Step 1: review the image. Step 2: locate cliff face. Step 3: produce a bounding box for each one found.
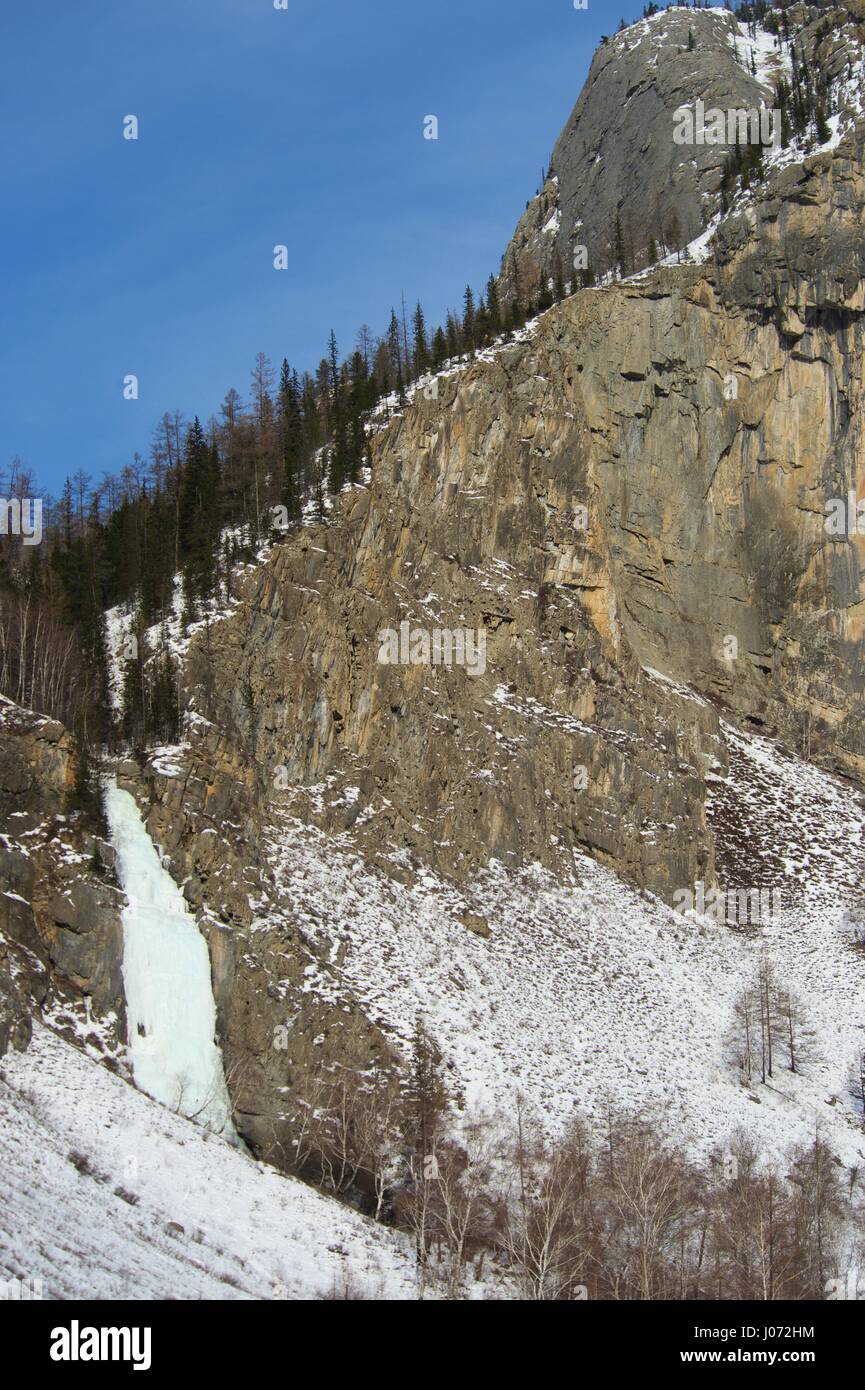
[0,698,125,1061]
[4,8,865,1172]
[195,348,723,903]
[95,109,860,1161]
[605,135,865,775]
[182,127,865,908]
[500,4,865,296]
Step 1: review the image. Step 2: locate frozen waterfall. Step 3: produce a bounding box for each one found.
[104,779,238,1142]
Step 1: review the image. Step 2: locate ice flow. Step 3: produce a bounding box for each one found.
[104,779,238,1141]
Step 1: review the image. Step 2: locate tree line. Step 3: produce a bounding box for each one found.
[0,246,580,750]
[1,0,847,753]
[276,1019,864,1301]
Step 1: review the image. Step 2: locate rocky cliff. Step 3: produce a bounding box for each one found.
[91,96,861,1161]
[0,697,125,1062]
[176,114,865,908]
[500,4,865,296]
[3,5,865,1173]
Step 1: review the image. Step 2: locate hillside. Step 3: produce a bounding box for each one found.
[3,2,865,1304]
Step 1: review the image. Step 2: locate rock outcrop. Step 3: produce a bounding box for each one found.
[139,94,865,1163]
[499,5,864,298]
[0,697,126,1059]
[4,8,865,1173]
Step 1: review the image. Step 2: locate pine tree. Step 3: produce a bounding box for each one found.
[485,274,502,336]
[462,286,476,353]
[508,249,522,320]
[537,270,553,312]
[149,647,179,743]
[776,78,792,148]
[387,309,402,380]
[327,330,340,410]
[431,325,448,370]
[474,292,489,347]
[325,331,349,496]
[347,408,366,487]
[412,302,429,377]
[401,1015,448,1172]
[328,418,348,495]
[120,620,147,748]
[278,359,304,521]
[815,104,831,144]
[178,417,220,612]
[445,311,461,359]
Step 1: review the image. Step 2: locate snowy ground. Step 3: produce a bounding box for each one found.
[0,1023,416,1301]
[262,716,865,1174]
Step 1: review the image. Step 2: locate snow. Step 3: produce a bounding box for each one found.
[103,605,134,713]
[613,15,864,285]
[678,221,718,266]
[821,111,845,154]
[9,7,865,1302]
[625,215,723,279]
[726,15,864,173]
[103,779,237,1141]
[642,665,709,704]
[367,317,543,433]
[0,1024,416,1300]
[104,512,300,706]
[261,713,865,1176]
[731,20,788,95]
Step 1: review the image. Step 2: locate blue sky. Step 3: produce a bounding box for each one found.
[1,0,641,496]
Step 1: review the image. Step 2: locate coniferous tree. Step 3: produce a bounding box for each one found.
[412,303,429,377]
[326,331,349,495]
[178,418,220,613]
[537,270,553,312]
[120,619,147,748]
[508,249,522,319]
[462,286,476,353]
[431,326,448,370]
[485,275,502,337]
[278,359,304,521]
[815,103,831,144]
[387,309,403,381]
[149,647,179,743]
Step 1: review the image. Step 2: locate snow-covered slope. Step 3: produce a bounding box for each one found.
[0,1023,416,1300]
[10,712,860,1302]
[260,715,865,1171]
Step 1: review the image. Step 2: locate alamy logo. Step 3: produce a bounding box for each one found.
[673,881,781,928]
[0,1276,43,1300]
[50,1321,152,1371]
[377,621,486,678]
[825,492,865,535]
[0,497,42,546]
[673,100,780,147]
